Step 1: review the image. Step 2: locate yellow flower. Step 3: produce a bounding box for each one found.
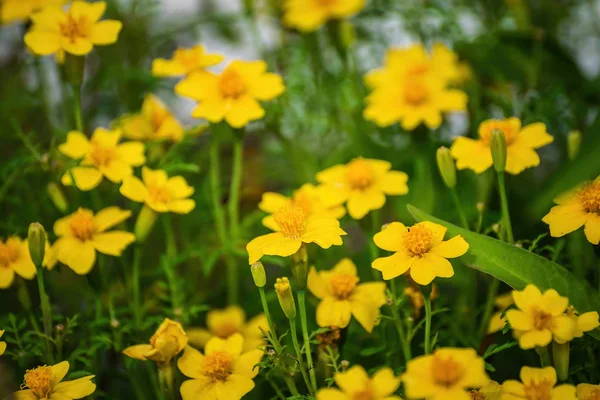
[14,361,96,400]
[43,241,59,271]
[542,178,600,244]
[59,128,146,191]
[282,0,365,32]
[501,366,576,400]
[187,306,268,352]
[470,381,503,400]
[577,383,600,400]
[450,118,553,175]
[1,0,66,24]
[402,347,490,400]
[316,158,409,220]
[316,365,401,400]
[120,167,196,214]
[246,204,346,264]
[120,94,184,143]
[178,333,263,400]
[152,45,224,77]
[505,285,575,349]
[308,258,386,333]
[565,306,599,338]
[487,292,514,334]
[0,329,6,356]
[175,60,285,128]
[123,318,188,365]
[372,221,469,285]
[0,237,36,289]
[24,1,122,58]
[53,207,135,275]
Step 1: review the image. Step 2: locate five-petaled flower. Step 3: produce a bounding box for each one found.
[0,237,36,289]
[283,0,366,32]
[120,94,185,143]
[316,365,402,400]
[14,361,96,400]
[1,0,66,24]
[123,318,188,366]
[501,366,576,400]
[152,45,224,77]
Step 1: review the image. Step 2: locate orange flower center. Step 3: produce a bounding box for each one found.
[345,159,374,191]
[174,49,200,71]
[148,184,172,206]
[480,121,518,146]
[273,205,307,239]
[60,14,89,43]
[588,389,600,400]
[403,81,429,106]
[69,209,96,241]
[532,308,553,330]
[431,354,464,387]
[316,0,336,7]
[407,62,430,76]
[0,239,20,268]
[469,390,485,400]
[523,379,553,400]
[403,224,433,257]
[22,366,52,398]
[89,144,116,167]
[203,351,233,382]
[213,322,240,339]
[219,69,247,99]
[577,181,600,214]
[292,192,314,215]
[330,273,358,300]
[352,389,374,400]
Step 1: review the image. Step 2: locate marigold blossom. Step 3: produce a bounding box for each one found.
[501,366,576,400]
[14,361,96,400]
[0,329,6,356]
[1,0,66,24]
[283,0,365,32]
[152,45,224,77]
[123,318,188,365]
[316,365,401,400]
[120,94,184,142]
[0,237,36,289]
[576,383,600,400]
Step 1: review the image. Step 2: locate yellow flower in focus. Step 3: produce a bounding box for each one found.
[577,383,600,400]
[0,329,6,356]
[542,178,600,244]
[316,365,401,400]
[372,221,469,285]
[308,258,386,332]
[24,1,122,58]
[450,118,553,175]
[123,318,188,365]
[175,60,285,128]
[120,94,184,143]
[14,361,96,400]
[187,306,268,352]
[402,347,490,400]
[246,204,346,264]
[470,381,503,400]
[152,45,224,77]
[565,306,599,338]
[505,285,575,349]
[500,366,576,400]
[0,237,36,289]
[316,158,409,219]
[178,333,263,400]
[487,292,514,334]
[283,0,365,32]
[53,207,135,275]
[1,0,66,24]
[120,167,196,214]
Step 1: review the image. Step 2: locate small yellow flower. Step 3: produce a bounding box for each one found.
[42,241,59,271]
[470,381,503,400]
[451,117,553,175]
[402,347,490,399]
[178,333,263,400]
[542,178,600,244]
[487,292,514,334]
[372,221,469,285]
[577,383,600,400]
[53,207,135,275]
[565,306,599,338]
[283,0,365,32]
[123,318,188,366]
[187,306,268,352]
[152,45,224,77]
[0,237,36,289]
[120,94,184,143]
[120,167,196,214]
[505,285,575,349]
[316,158,409,220]
[308,258,386,333]
[1,0,66,24]
[246,204,346,264]
[175,60,285,128]
[501,366,576,400]
[316,365,401,400]
[0,329,6,356]
[14,361,96,400]
[24,1,122,58]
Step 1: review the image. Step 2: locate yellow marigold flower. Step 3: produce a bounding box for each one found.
[542,178,600,244]
[120,167,196,214]
[24,1,122,58]
[1,0,66,24]
[450,118,553,175]
[505,285,575,349]
[178,333,263,400]
[59,128,145,191]
[120,94,184,143]
[487,292,514,334]
[152,45,224,77]
[316,158,409,220]
[402,347,490,399]
[175,60,285,128]
[14,361,96,400]
[577,384,600,400]
[53,207,135,275]
[0,237,36,289]
[283,0,365,32]
[501,366,576,400]
[123,318,188,366]
[470,381,503,400]
[187,306,268,352]
[246,204,346,264]
[565,306,599,338]
[0,330,5,356]
[372,221,469,285]
[316,365,401,400]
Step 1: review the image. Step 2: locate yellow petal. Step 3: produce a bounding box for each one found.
[261,235,302,258]
[152,58,186,77]
[430,235,469,258]
[166,176,194,199]
[577,383,600,399]
[61,36,93,55]
[259,192,289,213]
[63,167,103,191]
[373,222,407,252]
[94,207,132,232]
[56,237,96,275]
[175,72,219,100]
[123,344,153,361]
[0,267,15,289]
[505,310,533,331]
[224,96,265,128]
[518,329,552,349]
[350,297,380,332]
[177,346,206,379]
[551,315,576,343]
[52,376,96,398]
[584,214,600,244]
[192,100,229,123]
[50,361,70,385]
[13,390,37,400]
[120,176,149,203]
[419,221,447,243]
[551,385,577,399]
[246,232,285,264]
[450,137,492,174]
[505,143,540,175]
[346,189,385,219]
[539,289,568,316]
[25,30,61,55]
[372,251,415,280]
[316,297,352,329]
[90,20,122,45]
[91,231,135,256]
[409,254,442,285]
[521,366,556,387]
[186,328,212,349]
[117,141,146,166]
[316,164,347,185]
[517,123,554,149]
[168,199,196,214]
[209,333,244,357]
[316,388,347,400]
[100,159,133,183]
[142,167,168,187]
[371,367,401,398]
[335,365,369,394]
[513,285,542,312]
[502,380,526,397]
[332,258,357,276]
[207,306,245,334]
[180,378,215,400]
[576,312,600,334]
[59,131,91,159]
[10,254,36,280]
[0,341,6,355]
[232,349,263,378]
[213,375,255,399]
[307,267,328,300]
[380,170,409,195]
[247,72,285,101]
[69,1,106,23]
[352,282,387,307]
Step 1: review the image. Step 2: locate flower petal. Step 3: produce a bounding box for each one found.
[63,167,103,191]
[347,189,385,220]
[177,346,206,379]
[513,285,542,312]
[120,176,149,203]
[430,235,469,258]
[168,199,196,214]
[450,137,492,174]
[123,344,153,361]
[517,123,554,149]
[259,192,289,213]
[373,222,406,252]
[409,254,442,285]
[371,367,402,398]
[224,96,265,128]
[90,20,122,45]
[505,310,534,331]
[56,237,96,275]
[94,207,132,232]
[316,297,352,329]
[50,361,70,385]
[0,267,15,289]
[307,267,328,300]
[542,203,588,238]
[179,377,214,399]
[380,171,409,195]
[91,232,135,256]
[233,349,263,378]
[350,297,381,333]
[372,251,415,280]
[25,30,61,55]
[52,376,96,398]
[334,365,369,394]
[505,144,540,175]
[117,141,146,166]
[61,36,93,56]
[58,131,91,159]
[316,388,347,400]
[584,214,600,244]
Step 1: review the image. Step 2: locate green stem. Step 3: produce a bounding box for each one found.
[158,364,175,400]
[298,290,318,394]
[35,265,54,363]
[536,346,551,367]
[389,279,412,362]
[132,247,142,329]
[228,137,243,242]
[424,288,432,354]
[162,216,181,313]
[17,279,41,334]
[497,172,515,244]
[289,319,314,396]
[450,189,469,230]
[72,84,83,132]
[478,278,500,342]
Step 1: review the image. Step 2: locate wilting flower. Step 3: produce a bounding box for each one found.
[152,45,224,77]
[577,383,600,400]
[316,365,401,400]
[505,285,575,349]
[487,292,514,334]
[178,333,263,400]
[14,361,96,400]
[451,118,553,175]
[175,60,285,128]
[120,94,184,143]
[372,221,469,285]
[53,207,135,275]
[123,318,188,366]
[0,329,5,355]
[187,306,268,352]
[469,381,503,400]
[1,0,66,24]
[0,237,36,289]
[120,167,196,214]
[282,0,365,32]
[307,258,386,332]
[316,158,409,219]
[565,306,599,338]
[501,366,576,400]
[24,1,122,59]
[542,178,600,244]
[59,128,145,191]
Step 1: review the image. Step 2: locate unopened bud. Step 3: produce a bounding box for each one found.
[492,223,500,233]
[476,202,485,212]
[567,130,581,161]
[251,262,266,288]
[340,360,349,371]
[28,223,46,267]
[290,245,308,290]
[47,183,68,213]
[552,341,569,381]
[56,324,64,332]
[275,277,296,320]
[436,146,457,189]
[490,129,507,173]
[135,204,158,243]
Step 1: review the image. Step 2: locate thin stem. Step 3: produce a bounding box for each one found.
[162,216,181,313]
[389,280,412,362]
[497,172,515,244]
[536,346,551,367]
[72,84,83,132]
[228,137,243,242]
[478,278,500,343]
[424,289,432,354]
[298,290,318,394]
[259,287,280,347]
[132,247,142,329]
[450,189,469,230]
[35,265,54,363]
[267,378,287,400]
[16,279,41,333]
[289,319,313,395]
[158,364,175,400]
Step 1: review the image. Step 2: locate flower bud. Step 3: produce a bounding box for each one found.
[251,262,266,288]
[47,183,68,213]
[340,360,350,371]
[436,146,457,189]
[275,277,296,320]
[28,223,46,267]
[567,130,581,161]
[290,245,308,290]
[552,341,569,381]
[490,129,507,173]
[135,204,158,243]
